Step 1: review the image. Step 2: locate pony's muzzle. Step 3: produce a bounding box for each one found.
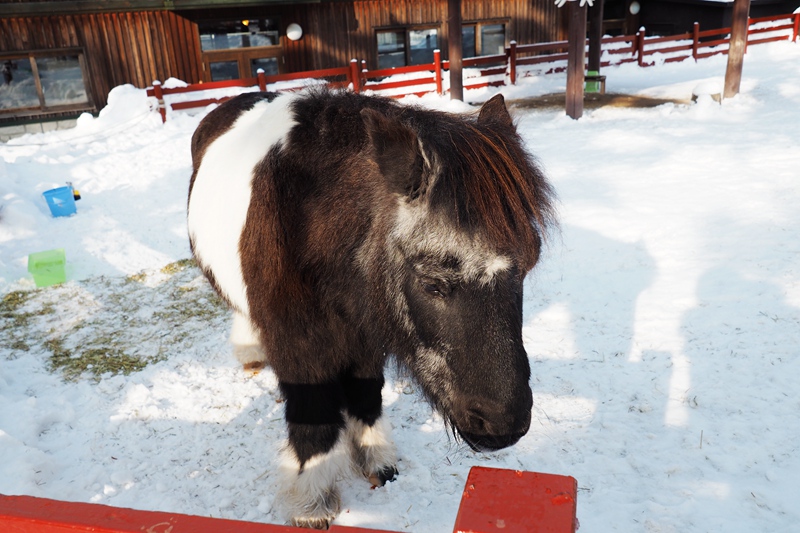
[455,394,532,452]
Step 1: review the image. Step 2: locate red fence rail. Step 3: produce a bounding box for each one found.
[147,13,799,121]
[0,467,577,533]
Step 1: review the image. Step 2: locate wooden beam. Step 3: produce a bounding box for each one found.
[0,467,578,533]
[723,0,751,99]
[587,0,604,73]
[0,0,321,17]
[447,0,463,101]
[453,467,578,532]
[565,1,587,119]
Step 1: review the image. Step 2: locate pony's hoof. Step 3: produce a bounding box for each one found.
[284,487,340,530]
[242,360,266,372]
[290,516,332,530]
[368,465,398,487]
[233,343,267,371]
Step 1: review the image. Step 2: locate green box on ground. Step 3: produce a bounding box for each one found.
[28,248,67,287]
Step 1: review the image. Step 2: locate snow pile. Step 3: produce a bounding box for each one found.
[1,41,800,532]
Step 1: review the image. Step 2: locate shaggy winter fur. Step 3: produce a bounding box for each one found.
[188,89,555,528]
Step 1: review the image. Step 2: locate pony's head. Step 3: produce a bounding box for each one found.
[362,95,556,451]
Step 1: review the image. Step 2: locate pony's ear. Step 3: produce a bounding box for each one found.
[477,94,514,128]
[361,108,426,199]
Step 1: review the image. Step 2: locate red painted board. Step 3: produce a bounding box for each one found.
[0,494,396,533]
[453,467,577,533]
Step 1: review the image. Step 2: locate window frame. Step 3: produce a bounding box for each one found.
[462,19,510,58]
[197,18,284,82]
[375,25,440,69]
[0,47,94,119]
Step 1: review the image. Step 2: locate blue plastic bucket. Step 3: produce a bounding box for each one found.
[42,186,77,217]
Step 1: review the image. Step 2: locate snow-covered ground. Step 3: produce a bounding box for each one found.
[1,41,799,532]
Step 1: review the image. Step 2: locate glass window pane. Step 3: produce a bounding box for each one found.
[409,28,437,65]
[251,57,278,76]
[209,60,240,81]
[480,24,505,56]
[377,31,405,69]
[37,55,89,107]
[1,58,40,110]
[199,19,279,51]
[462,25,477,58]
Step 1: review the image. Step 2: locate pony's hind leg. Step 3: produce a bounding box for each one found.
[277,382,348,529]
[343,374,398,486]
[230,311,267,371]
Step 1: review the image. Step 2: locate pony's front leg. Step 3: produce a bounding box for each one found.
[343,373,398,487]
[230,311,267,370]
[277,381,347,529]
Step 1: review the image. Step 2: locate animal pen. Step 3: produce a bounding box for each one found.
[146,13,799,121]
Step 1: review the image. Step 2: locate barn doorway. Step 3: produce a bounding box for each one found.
[198,18,283,82]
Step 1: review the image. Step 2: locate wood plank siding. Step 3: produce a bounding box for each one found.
[1,0,564,115]
[1,10,202,110]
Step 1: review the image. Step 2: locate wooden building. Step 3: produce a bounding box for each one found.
[0,0,567,125]
[603,0,799,36]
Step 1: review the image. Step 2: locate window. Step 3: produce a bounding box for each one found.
[377,31,405,69]
[1,49,92,118]
[462,22,507,58]
[198,18,282,82]
[199,19,279,51]
[480,24,506,56]
[409,28,438,65]
[377,27,439,69]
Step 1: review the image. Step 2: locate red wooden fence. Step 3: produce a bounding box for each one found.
[147,13,799,121]
[0,467,578,533]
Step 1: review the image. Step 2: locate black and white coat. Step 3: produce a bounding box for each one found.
[188,89,555,528]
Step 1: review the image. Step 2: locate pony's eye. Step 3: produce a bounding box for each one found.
[423,283,441,296]
[421,279,450,298]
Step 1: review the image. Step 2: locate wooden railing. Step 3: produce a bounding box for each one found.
[147,12,799,121]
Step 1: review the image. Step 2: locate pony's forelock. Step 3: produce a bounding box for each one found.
[423,115,556,270]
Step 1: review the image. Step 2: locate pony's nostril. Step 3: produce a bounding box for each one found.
[466,408,490,433]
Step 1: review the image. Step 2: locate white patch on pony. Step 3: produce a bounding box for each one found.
[188,93,298,316]
[391,200,511,285]
[229,310,267,367]
[276,436,348,528]
[416,346,454,398]
[480,255,512,284]
[346,415,397,479]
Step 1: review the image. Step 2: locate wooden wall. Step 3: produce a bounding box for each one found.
[177,0,565,73]
[354,0,566,68]
[0,10,202,110]
[1,0,564,114]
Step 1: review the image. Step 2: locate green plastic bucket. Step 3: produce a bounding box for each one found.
[28,248,67,287]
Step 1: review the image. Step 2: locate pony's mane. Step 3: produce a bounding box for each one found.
[417,111,557,269]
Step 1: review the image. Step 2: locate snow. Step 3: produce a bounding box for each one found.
[2,41,800,532]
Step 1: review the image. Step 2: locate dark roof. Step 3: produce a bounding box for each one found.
[0,0,322,17]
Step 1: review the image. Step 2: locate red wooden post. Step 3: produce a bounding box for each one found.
[349,59,361,93]
[257,69,267,91]
[508,40,517,85]
[636,29,646,67]
[1,467,578,533]
[152,80,166,123]
[744,17,751,53]
[794,12,800,42]
[0,494,382,533]
[453,467,578,533]
[434,49,443,95]
[692,22,700,60]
